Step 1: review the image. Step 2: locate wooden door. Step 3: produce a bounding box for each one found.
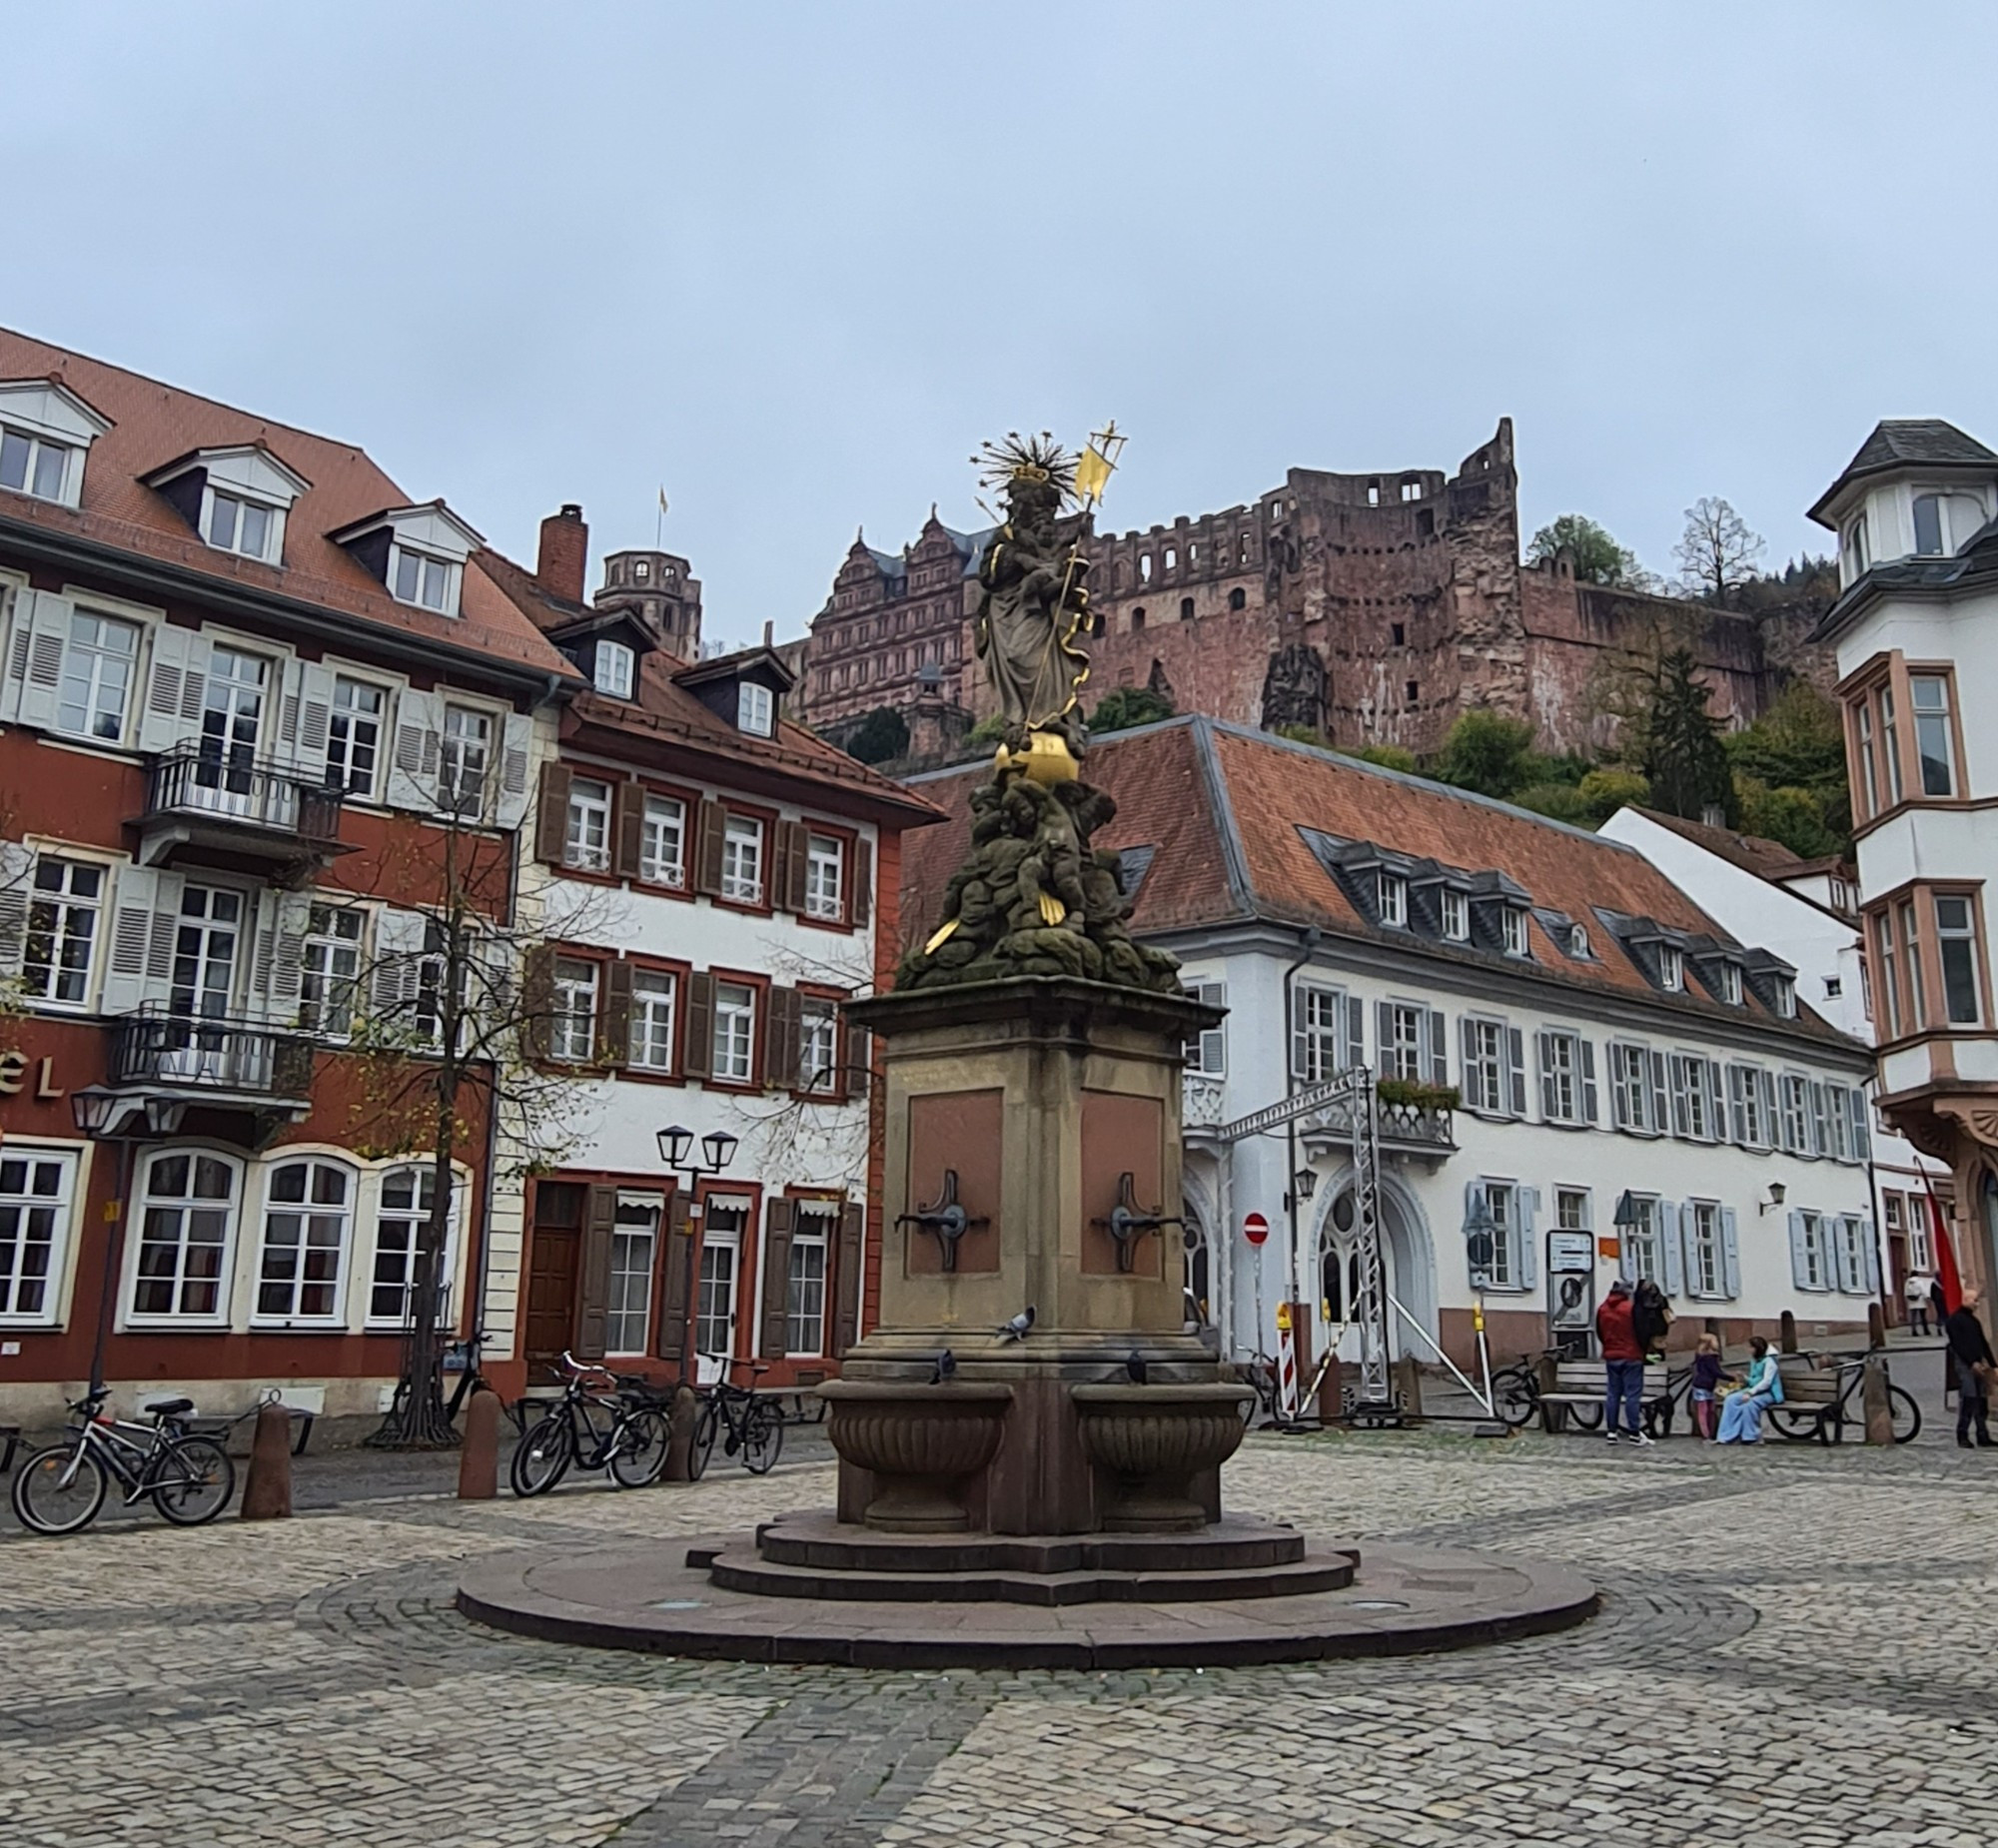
[523,1227,580,1378]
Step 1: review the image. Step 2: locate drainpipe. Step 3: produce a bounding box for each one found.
[1281,927,1323,1334]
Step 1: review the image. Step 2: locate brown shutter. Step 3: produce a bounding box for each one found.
[519,944,555,1060]
[601,957,634,1066]
[693,798,726,895]
[846,1022,871,1099]
[831,1201,865,1357]
[535,763,573,866]
[768,820,794,913]
[681,971,714,1079]
[759,1197,796,1358]
[576,1184,617,1360]
[613,781,645,879]
[767,985,802,1090]
[657,1191,695,1369]
[851,836,873,927]
[785,824,809,916]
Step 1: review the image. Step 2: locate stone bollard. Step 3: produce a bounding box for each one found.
[1868,1302,1887,1350]
[240,1401,294,1521]
[458,1387,500,1499]
[1317,1354,1344,1427]
[664,1384,700,1481]
[1862,1353,1895,1446]
[1393,1354,1424,1420]
[1779,1311,1798,1355]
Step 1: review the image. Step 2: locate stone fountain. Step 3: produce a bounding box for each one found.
[458,434,1595,1665]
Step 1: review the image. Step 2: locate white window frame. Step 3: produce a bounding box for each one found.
[1688,1200,1723,1298]
[1729,1064,1770,1149]
[720,815,764,904]
[203,487,281,563]
[55,606,143,745]
[1772,975,1796,1019]
[1658,944,1684,993]
[593,639,635,698]
[1569,923,1590,959]
[1378,873,1407,927]
[607,1194,662,1356]
[1902,1191,1934,1274]
[1798,1211,1829,1291]
[1935,893,1984,1026]
[1387,1002,1426,1083]
[640,793,686,888]
[550,957,600,1063]
[1610,1041,1654,1135]
[299,902,367,1039]
[327,675,386,800]
[1501,906,1529,958]
[803,832,845,922]
[252,1156,356,1327]
[786,1201,837,1358]
[1539,1029,1580,1124]
[22,854,106,1010]
[127,1148,242,1328]
[1441,888,1470,942]
[1183,980,1226,1077]
[0,1144,80,1326]
[628,966,677,1072]
[1481,1180,1517,1289]
[737,680,774,736]
[366,1164,460,1331]
[1295,984,1346,1085]
[1622,1194,1664,1285]
[389,542,460,615]
[799,996,839,1094]
[0,425,77,504]
[564,775,613,872]
[439,704,492,816]
[1464,1017,1507,1115]
[1554,1186,1591,1234]
[1718,962,1742,1006]
[712,980,757,1083]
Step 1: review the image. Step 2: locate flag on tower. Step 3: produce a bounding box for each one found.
[1073,441,1114,506]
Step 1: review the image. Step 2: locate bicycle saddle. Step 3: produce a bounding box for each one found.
[144,1396,195,1416]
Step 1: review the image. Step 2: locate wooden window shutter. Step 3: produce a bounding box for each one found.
[682,971,714,1078]
[693,798,726,895]
[535,763,573,866]
[576,1184,617,1360]
[846,1022,871,1099]
[768,820,794,913]
[759,1197,796,1358]
[601,957,634,1066]
[784,823,808,915]
[612,782,645,879]
[520,944,555,1060]
[657,1192,695,1367]
[851,837,873,927]
[831,1202,865,1357]
[767,985,802,1089]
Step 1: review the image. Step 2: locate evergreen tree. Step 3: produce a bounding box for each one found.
[1639,648,1735,823]
[1087,686,1174,733]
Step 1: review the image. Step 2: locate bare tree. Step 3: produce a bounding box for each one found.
[1673,497,1765,609]
[345,796,601,1448]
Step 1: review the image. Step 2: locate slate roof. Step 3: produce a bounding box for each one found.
[901,718,1860,1050]
[1808,418,1998,523]
[0,328,577,683]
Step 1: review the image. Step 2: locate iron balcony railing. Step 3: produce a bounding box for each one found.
[1182,1073,1456,1153]
[108,1006,314,1100]
[143,745,345,845]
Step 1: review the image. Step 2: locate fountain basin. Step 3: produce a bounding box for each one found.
[818,1380,1013,1532]
[1072,1383,1256,1532]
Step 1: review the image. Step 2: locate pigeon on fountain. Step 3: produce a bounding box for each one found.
[1125,1352,1149,1384]
[931,1349,957,1385]
[996,1307,1036,1343]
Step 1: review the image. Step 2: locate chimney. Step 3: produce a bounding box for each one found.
[761,619,774,649]
[536,503,588,604]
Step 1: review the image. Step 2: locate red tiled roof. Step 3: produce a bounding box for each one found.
[0,329,575,681]
[903,718,1855,1043]
[1624,807,1852,884]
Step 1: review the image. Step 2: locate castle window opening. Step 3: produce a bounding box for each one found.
[1238,534,1250,564]
[1391,622,1406,647]
[634,559,650,580]
[1140,554,1153,583]
[1405,680,1419,704]
[1401,479,1423,502]
[1228,587,1246,612]
[1179,597,1195,621]
[1367,479,1381,507]
[1417,509,1435,538]
[1131,608,1147,632]
[1164,546,1177,571]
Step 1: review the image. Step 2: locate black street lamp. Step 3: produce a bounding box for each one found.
[70,1091,186,1394]
[656,1124,739,1380]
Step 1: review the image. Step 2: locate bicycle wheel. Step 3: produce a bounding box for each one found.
[609,1407,669,1488]
[689,1399,718,1481]
[741,1401,783,1475]
[509,1415,573,1497]
[1765,1404,1818,1442]
[153,1435,235,1526]
[1567,1401,1603,1431]
[1494,1373,1538,1430]
[12,1443,109,1536]
[1890,1384,1922,1444]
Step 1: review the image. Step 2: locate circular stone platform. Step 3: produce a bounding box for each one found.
[458,1519,1597,1669]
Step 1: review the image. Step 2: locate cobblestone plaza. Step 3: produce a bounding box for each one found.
[8,1433,1995,1847]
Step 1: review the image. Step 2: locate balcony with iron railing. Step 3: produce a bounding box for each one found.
[1182,1071,1456,1159]
[134,743,348,874]
[107,1005,314,1109]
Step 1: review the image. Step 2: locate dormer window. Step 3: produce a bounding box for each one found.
[1442,889,1469,942]
[0,379,111,509]
[393,545,454,611]
[1718,962,1742,1006]
[206,490,275,561]
[1773,975,1796,1019]
[1569,923,1590,959]
[1378,873,1407,927]
[144,443,307,567]
[1659,944,1684,993]
[329,501,481,619]
[594,639,634,698]
[1501,906,1529,958]
[738,681,774,737]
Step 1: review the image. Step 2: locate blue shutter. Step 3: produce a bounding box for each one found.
[1505,1026,1527,1117]
[1720,1207,1741,1299]
[1849,1091,1872,1162]
[1659,1200,1683,1297]
[1835,1219,1861,1294]
[1346,994,1366,1075]
[1291,996,1311,1081]
[1427,1007,1449,1087]
[1461,1018,1481,1109]
[1787,1209,1808,1289]
[1647,1051,1669,1136]
[1376,1001,1395,1078]
[1536,1030,1557,1121]
[1517,1188,1539,1293]
[1707,1062,1726,1143]
[1578,1039,1598,1124]
[1862,1215,1881,1293]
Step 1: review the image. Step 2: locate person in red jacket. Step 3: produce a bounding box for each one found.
[1595,1281,1651,1448]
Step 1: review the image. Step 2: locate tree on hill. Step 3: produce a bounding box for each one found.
[1673,497,1765,608]
[1639,648,1735,823]
[1724,679,1851,853]
[1087,686,1174,734]
[1434,710,1539,799]
[842,705,910,765]
[1526,514,1642,587]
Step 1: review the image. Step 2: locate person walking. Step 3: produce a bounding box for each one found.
[1716,1337,1782,1443]
[1905,1269,1936,1338]
[1632,1278,1673,1359]
[1944,1289,1996,1449]
[1595,1281,1650,1448]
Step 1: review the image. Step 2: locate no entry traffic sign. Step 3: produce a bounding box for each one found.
[1243,1211,1270,1247]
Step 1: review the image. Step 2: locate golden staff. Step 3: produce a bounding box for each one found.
[1048,421,1127,720]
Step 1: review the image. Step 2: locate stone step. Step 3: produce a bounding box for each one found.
[751,1512,1309,1577]
[705,1543,1358,1606]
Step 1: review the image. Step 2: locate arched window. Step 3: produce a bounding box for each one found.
[371,1165,460,1328]
[1228,587,1247,612]
[1140,554,1153,583]
[1179,597,1195,621]
[132,1150,241,1323]
[1131,607,1147,632]
[1183,1223,1211,1327]
[257,1157,354,1323]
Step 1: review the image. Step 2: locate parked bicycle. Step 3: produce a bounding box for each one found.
[508,1353,670,1496]
[690,1357,783,1477]
[11,1389,236,1536]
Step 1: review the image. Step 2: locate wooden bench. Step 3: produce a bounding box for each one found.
[1767,1356,1854,1444]
[1537,1361,1674,1435]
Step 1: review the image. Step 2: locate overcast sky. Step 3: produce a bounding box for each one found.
[9,4,1996,646]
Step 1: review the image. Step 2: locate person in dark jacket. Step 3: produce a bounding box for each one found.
[1595,1281,1650,1447]
[1631,1280,1673,1359]
[1945,1290,1996,1448]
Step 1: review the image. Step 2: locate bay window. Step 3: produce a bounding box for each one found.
[1936,893,1984,1025]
